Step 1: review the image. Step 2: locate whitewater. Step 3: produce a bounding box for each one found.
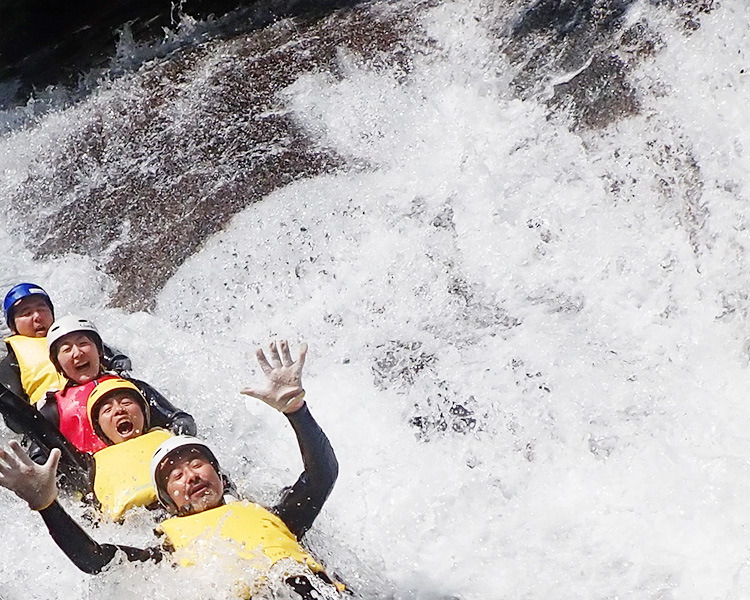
[0,0,749,598]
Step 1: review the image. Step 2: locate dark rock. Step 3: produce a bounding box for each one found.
[0,0,250,106]
[0,0,378,107]
[502,0,718,130]
[6,1,418,310]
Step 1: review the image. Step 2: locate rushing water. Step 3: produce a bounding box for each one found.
[0,1,749,598]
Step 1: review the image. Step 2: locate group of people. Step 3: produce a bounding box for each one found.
[0,283,342,599]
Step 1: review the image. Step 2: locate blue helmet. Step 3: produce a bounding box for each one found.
[3,283,54,330]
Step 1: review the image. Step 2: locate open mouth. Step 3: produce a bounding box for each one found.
[116,420,135,435]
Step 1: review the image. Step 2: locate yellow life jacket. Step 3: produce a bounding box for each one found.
[159,501,328,574]
[93,429,173,520]
[5,335,67,404]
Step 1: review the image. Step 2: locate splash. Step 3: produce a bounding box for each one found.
[0,1,748,599]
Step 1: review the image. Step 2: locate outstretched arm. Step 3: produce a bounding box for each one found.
[275,405,338,539]
[0,441,160,573]
[40,501,162,573]
[241,340,338,538]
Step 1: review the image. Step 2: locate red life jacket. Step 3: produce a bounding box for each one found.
[56,374,119,453]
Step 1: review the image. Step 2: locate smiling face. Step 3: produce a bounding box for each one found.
[12,296,54,337]
[163,448,224,515]
[95,391,146,445]
[55,332,102,383]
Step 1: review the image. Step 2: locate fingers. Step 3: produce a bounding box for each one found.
[255,347,273,375]
[257,340,306,370]
[0,443,59,477]
[0,449,14,475]
[279,340,293,366]
[0,442,27,479]
[0,445,19,470]
[240,386,261,399]
[267,340,283,368]
[9,440,34,467]
[45,449,61,474]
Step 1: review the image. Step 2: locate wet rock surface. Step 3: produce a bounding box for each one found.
[502,0,718,130]
[0,0,248,106]
[0,0,381,107]
[6,0,418,310]
[3,0,719,312]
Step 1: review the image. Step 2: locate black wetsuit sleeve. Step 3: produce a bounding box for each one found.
[272,404,338,539]
[0,347,30,433]
[35,401,95,493]
[39,501,162,574]
[101,343,132,374]
[28,397,60,464]
[130,378,197,436]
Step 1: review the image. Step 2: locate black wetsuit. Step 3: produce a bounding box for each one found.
[37,405,338,597]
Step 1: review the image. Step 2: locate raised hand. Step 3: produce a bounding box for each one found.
[0,441,60,510]
[241,340,307,414]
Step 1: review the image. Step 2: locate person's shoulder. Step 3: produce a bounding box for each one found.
[0,340,14,363]
[0,344,23,395]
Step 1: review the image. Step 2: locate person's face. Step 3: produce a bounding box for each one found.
[12,296,53,337]
[164,450,223,515]
[56,332,101,383]
[96,391,146,444]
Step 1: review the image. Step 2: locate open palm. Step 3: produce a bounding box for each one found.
[241,340,308,413]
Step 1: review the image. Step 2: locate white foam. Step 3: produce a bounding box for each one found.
[0,1,749,598]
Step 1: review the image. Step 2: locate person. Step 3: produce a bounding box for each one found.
[0,283,130,432]
[0,340,340,599]
[85,377,175,519]
[0,283,63,406]
[35,314,195,460]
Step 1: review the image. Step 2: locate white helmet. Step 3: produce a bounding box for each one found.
[47,315,100,351]
[150,436,221,511]
[47,315,103,372]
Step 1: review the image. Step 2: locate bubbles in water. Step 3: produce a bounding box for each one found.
[1,1,750,599]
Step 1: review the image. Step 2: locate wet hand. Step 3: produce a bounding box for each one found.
[108,354,132,376]
[0,441,60,511]
[240,340,307,413]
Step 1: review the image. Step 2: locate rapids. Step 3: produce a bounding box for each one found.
[0,1,749,598]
